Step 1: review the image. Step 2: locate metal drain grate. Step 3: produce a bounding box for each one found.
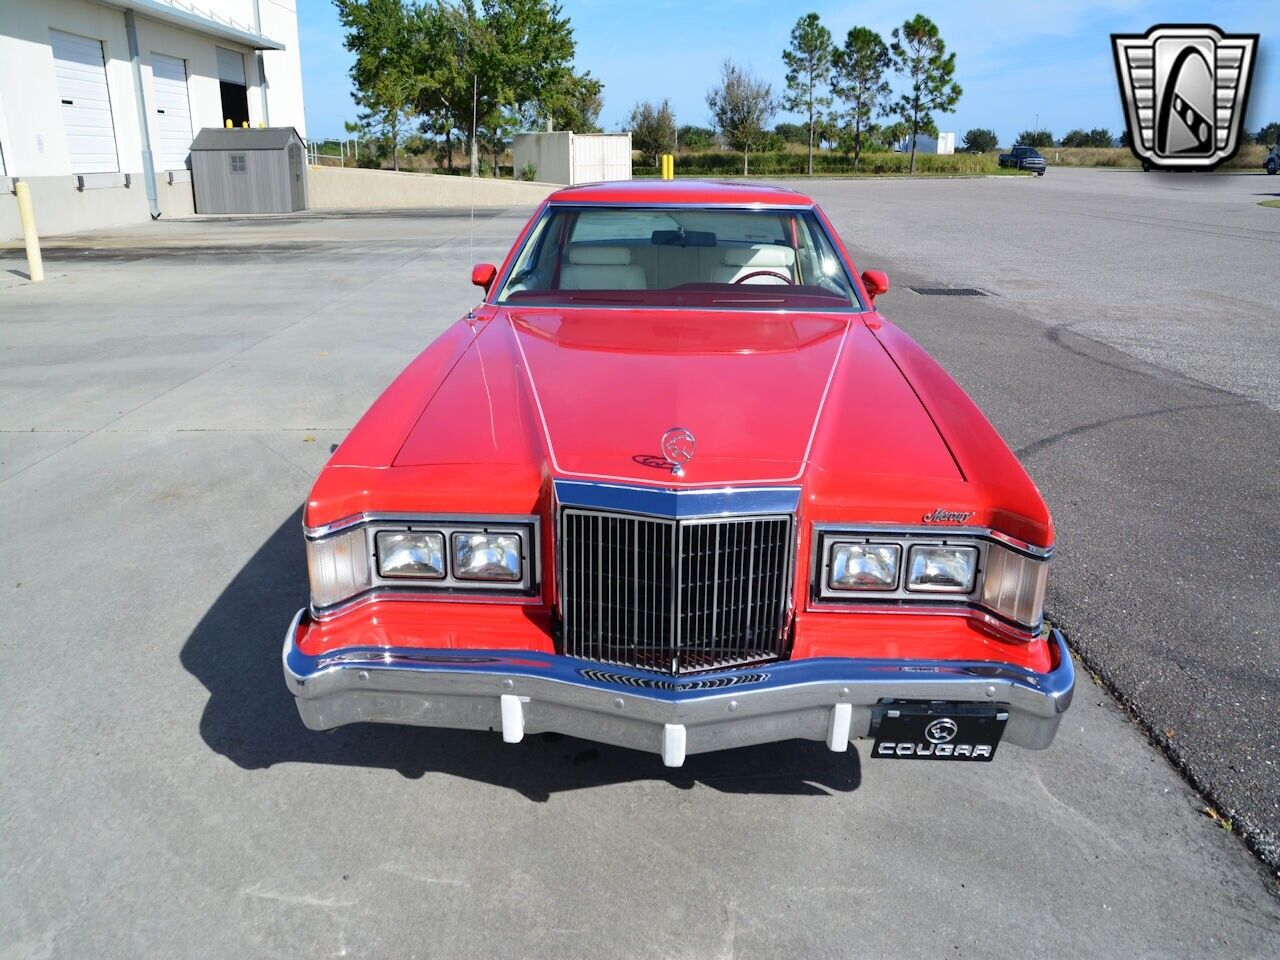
[910,287,987,296]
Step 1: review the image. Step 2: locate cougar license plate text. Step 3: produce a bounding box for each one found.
[872,706,1008,761]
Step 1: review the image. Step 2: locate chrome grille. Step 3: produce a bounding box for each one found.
[560,509,793,674]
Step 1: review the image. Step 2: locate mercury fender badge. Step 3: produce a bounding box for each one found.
[922,508,975,524]
[661,427,696,477]
[1112,24,1258,171]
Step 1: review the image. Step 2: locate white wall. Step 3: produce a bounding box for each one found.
[0,0,305,237]
[192,0,306,135]
[0,0,140,178]
[513,132,573,185]
[258,0,305,136]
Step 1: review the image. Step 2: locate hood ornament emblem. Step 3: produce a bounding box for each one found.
[661,427,696,477]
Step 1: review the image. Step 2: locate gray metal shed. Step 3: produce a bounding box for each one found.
[190,127,308,214]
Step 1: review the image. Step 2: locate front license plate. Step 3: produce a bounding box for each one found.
[872,706,1007,761]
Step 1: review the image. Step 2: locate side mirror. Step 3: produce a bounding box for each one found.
[471,262,497,292]
[861,269,890,302]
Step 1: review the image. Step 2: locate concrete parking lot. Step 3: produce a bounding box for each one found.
[2,170,1278,958]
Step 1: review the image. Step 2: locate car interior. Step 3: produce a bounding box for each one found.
[498,207,858,307]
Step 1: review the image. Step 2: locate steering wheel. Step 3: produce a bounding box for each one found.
[733,269,792,285]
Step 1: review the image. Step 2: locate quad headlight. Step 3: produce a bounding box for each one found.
[905,545,978,593]
[828,542,900,590]
[306,517,536,612]
[376,530,445,579]
[452,532,522,581]
[815,527,1048,633]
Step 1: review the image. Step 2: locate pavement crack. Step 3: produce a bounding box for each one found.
[1016,399,1253,460]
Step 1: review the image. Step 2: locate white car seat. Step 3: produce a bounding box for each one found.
[560,246,648,290]
[713,246,796,285]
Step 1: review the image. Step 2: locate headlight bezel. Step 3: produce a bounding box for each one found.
[826,540,902,592]
[305,513,540,615]
[812,524,1049,635]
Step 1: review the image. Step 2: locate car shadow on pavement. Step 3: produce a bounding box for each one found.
[181,509,861,800]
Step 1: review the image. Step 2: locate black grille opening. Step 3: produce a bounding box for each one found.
[910,287,988,296]
[560,510,793,674]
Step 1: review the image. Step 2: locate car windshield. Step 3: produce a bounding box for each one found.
[495,205,862,310]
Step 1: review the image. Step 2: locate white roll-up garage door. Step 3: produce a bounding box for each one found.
[216,46,246,85]
[51,29,120,174]
[151,53,194,170]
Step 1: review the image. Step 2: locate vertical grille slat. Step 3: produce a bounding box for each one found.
[561,508,793,675]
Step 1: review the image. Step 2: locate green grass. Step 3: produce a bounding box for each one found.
[1259,199,1280,208]
[636,149,1005,178]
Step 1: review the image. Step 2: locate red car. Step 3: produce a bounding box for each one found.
[284,180,1074,768]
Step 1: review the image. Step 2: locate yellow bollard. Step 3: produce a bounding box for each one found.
[668,154,675,179]
[225,118,232,128]
[15,181,44,283]
[242,121,249,128]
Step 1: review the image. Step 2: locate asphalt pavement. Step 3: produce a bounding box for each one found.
[810,168,1280,872]
[1,173,1278,958]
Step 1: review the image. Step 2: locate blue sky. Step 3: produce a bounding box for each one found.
[299,0,1278,144]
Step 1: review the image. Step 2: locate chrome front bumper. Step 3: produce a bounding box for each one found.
[282,610,1075,767]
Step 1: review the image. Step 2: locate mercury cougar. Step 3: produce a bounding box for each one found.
[283,180,1074,768]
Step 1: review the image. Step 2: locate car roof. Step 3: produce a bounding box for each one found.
[546,179,814,207]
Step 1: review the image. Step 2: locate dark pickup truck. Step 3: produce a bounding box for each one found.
[999,146,1047,175]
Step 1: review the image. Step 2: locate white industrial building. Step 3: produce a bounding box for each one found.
[0,0,305,238]
[512,131,632,185]
[896,131,956,155]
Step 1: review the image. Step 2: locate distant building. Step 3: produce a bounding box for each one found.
[895,132,956,155]
[0,0,305,238]
[512,132,633,185]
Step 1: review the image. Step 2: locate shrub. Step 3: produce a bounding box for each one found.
[961,128,998,153]
[1016,129,1054,148]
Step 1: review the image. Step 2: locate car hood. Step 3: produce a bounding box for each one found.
[392,308,962,487]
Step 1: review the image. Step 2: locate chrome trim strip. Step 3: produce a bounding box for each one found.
[309,588,544,622]
[554,480,801,518]
[804,603,1043,642]
[283,614,1075,760]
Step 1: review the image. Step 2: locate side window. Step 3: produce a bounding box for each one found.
[229,153,246,174]
[796,216,853,299]
[500,213,554,292]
